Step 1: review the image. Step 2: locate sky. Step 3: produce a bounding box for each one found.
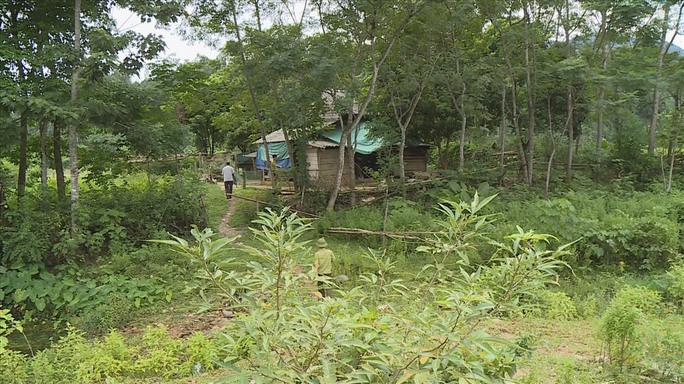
[114,7,684,64]
[112,8,220,63]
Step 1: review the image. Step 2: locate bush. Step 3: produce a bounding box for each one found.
[0,326,218,383]
[1,263,172,323]
[664,260,684,308]
[598,285,661,372]
[162,201,572,382]
[1,173,208,267]
[599,296,642,372]
[613,285,662,315]
[642,317,684,382]
[77,295,134,336]
[531,290,578,320]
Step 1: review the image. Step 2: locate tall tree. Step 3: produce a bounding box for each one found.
[318,0,428,211]
[68,0,82,236]
[648,1,684,155]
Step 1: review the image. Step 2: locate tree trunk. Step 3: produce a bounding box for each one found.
[504,54,529,184]
[54,118,66,201]
[544,96,556,199]
[69,0,82,237]
[499,85,506,167]
[346,129,356,206]
[40,120,48,189]
[391,87,424,182]
[596,11,608,152]
[523,4,536,186]
[230,6,274,188]
[326,3,424,211]
[667,92,682,194]
[458,99,466,170]
[328,119,349,211]
[18,111,28,198]
[649,3,683,155]
[566,86,575,181]
[272,82,300,191]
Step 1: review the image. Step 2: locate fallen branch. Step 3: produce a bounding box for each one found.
[229,193,319,218]
[327,227,438,240]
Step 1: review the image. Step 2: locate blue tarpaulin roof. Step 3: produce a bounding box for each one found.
[255,122,383,169]
[320,122,382,155]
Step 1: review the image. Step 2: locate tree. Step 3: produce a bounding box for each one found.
[318,0,429,211]
[648,1,684,155]
[584,0,655,153]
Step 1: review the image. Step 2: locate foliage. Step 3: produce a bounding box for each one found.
[227,187,282,229]
[599,297,642,372]
[0,263,172,322]
[0,326,218,383]
[597,285,662,372]
[0,173,208,268]
[641,317,684,382]
[0,306,23,354]
[494,189,681,270]
[160,197,574,382]
[530,290,578,321]
[663,260,684,308]
[77,295,134,336]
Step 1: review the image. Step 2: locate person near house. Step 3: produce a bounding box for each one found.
[222,161,236,199]
[313,237,335,297]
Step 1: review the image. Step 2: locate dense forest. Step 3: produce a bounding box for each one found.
[2,1,684,383]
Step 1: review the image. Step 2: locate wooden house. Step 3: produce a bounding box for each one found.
[253,123,430,187]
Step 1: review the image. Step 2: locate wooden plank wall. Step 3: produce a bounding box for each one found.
[308,146,429,186]
[403,147,429,173]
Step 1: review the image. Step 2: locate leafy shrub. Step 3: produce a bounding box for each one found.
[664,260,684,308]
[180,332,217,375]
[1,173,208,268]
[385,198,435,231]
[161,199,573,382]
[0,200,63,267]
[1,326,217,383]
[133,326,183,378]
[77,295,134,335]
[599,296,642,372]
[0,306,23,354]
[575,294,599,319]
[641,317,684,382]
[0,349,29,384]
[612,285,661,315]
[597,285,661,372]
[531,290,578,320]
[106,243,193,281]
[1,263,172,322]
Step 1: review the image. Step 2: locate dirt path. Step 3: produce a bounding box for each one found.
[218,195,243,239]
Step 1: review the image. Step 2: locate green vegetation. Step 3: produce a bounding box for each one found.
[3,0,684,383]
[3,187,684,383]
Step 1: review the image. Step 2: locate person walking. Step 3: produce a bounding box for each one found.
[313,237,335,297]
[222,161,236,199]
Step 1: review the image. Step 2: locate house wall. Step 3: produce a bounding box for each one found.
[307,147,352,187]
[403,147,429,173]
[306,147,320,180]
[307,145,429,187]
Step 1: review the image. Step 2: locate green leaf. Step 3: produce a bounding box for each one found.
[35,297,46,311]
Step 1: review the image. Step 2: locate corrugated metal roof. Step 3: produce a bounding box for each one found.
[252,129,340,149]
[309,140,338,148]
[252,129,287,144]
